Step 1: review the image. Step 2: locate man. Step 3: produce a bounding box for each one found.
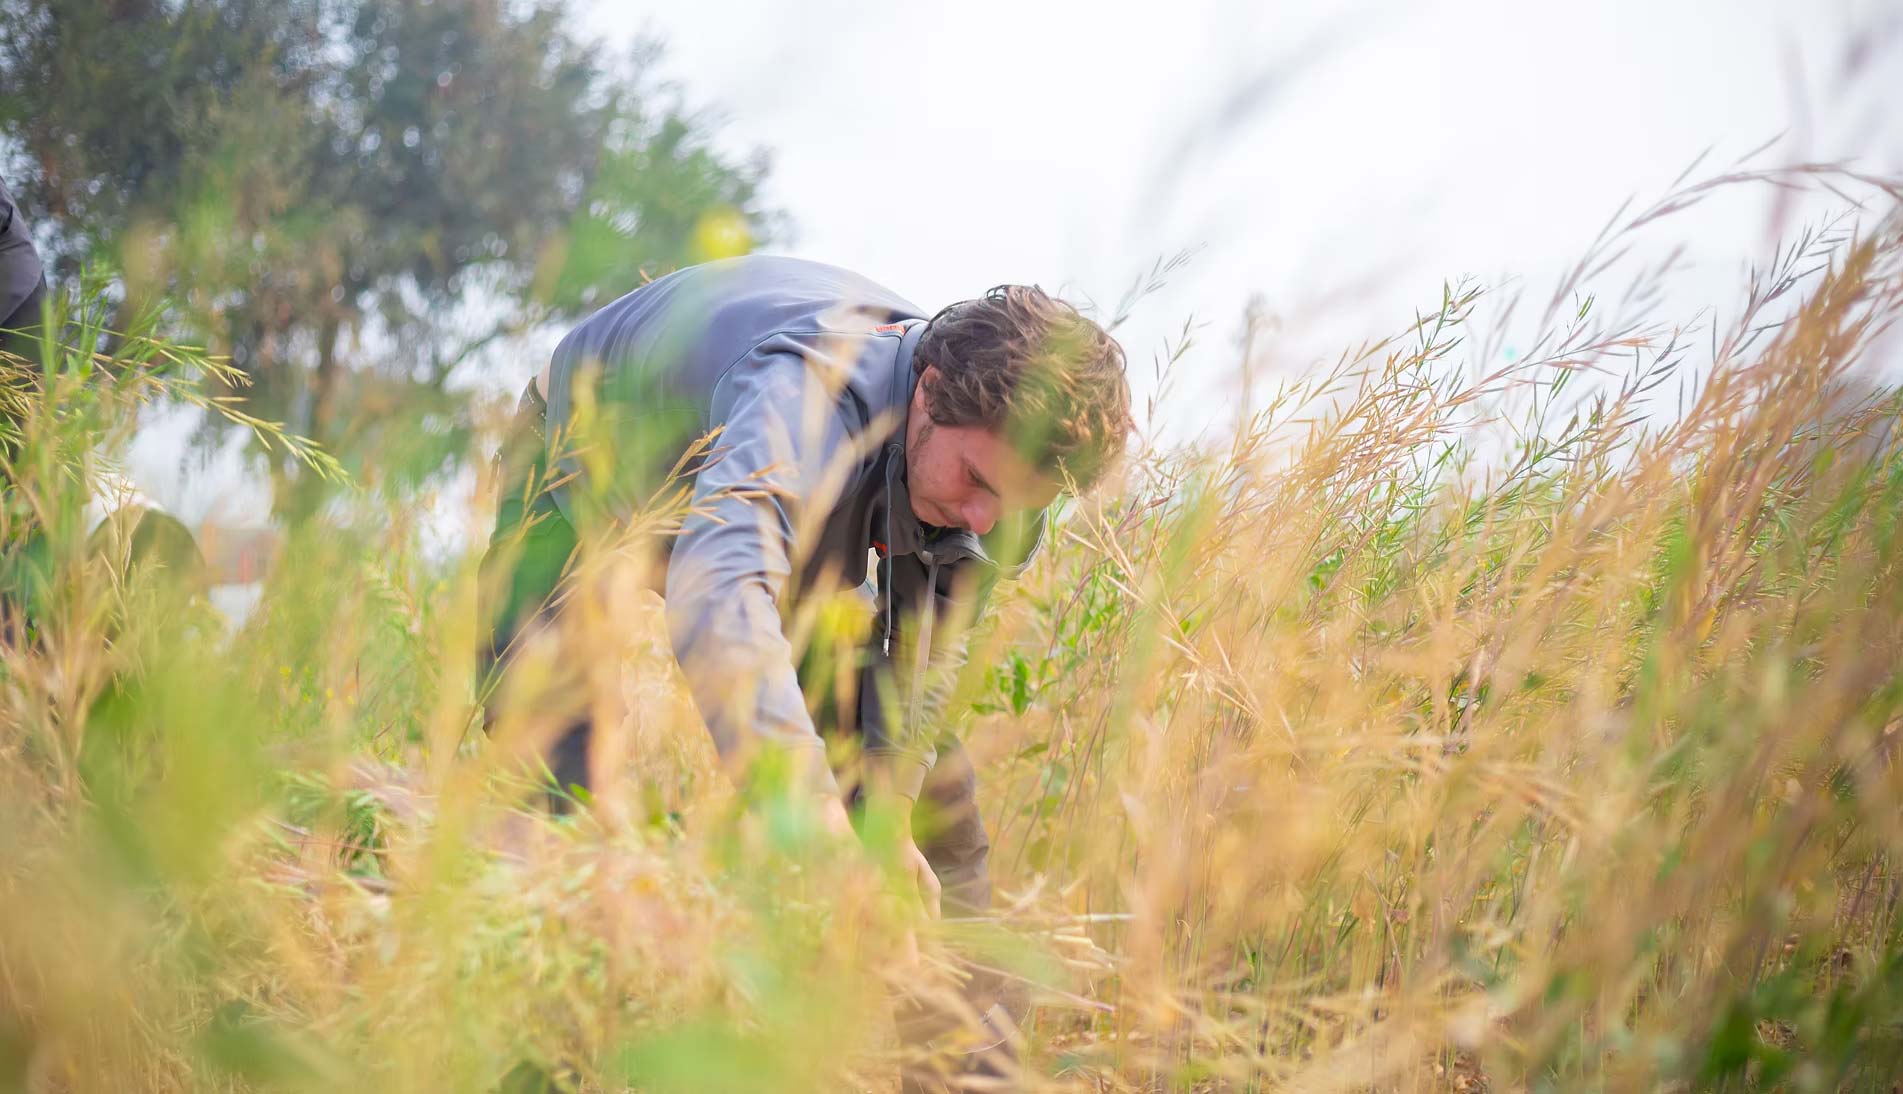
[477,255,1131,1091]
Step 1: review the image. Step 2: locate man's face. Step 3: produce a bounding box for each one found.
[905,367,1062,536]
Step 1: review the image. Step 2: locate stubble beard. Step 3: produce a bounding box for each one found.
[906,419,940,526]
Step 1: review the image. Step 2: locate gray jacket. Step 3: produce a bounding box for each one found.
[0,175,46,328]
[543,256,1042,799]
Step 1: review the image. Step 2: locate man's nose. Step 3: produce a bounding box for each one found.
[961,500,998,536]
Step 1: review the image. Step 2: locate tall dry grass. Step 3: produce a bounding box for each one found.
[4,166,1903,1092]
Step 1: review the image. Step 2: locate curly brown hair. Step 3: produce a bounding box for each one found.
[914,285,1133,488]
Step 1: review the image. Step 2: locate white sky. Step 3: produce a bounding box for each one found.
[130,0,1903,529]
[582,0,1903,436]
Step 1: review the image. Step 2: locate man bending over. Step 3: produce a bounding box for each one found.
[478,255,1131,1092]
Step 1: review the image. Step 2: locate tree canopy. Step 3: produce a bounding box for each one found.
[0,0,784,513]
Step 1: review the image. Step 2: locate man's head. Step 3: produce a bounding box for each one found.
[904,285,1132,536]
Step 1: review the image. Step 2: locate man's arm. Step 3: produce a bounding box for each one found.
[664,356,860,800]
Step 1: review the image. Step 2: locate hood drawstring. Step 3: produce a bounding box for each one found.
[880,439,938,731]
[881,442,900,656]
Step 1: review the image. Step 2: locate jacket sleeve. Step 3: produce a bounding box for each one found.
[664,356,858,799]
[0,175,47,329]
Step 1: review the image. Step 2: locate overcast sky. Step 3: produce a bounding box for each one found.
[579,0,1903,438]
[130,0,1903,529]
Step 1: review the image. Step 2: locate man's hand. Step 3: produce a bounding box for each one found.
[819,794,855,840]
[897,828,941,920]
[865,787,941,919]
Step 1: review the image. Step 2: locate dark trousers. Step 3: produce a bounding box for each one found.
[1,280,45,357]
[476,383,1022,1091]
[2,280,47,468]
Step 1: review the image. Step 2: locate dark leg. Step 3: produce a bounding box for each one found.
[0,279,46,361]
[1,280,47,474]
[477,383,589,805]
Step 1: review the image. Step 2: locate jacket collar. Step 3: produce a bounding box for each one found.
[879,320,928,559]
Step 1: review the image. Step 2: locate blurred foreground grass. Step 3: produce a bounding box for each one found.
[7,170,1903,1091]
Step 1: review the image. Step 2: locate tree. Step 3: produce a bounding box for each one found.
[0,0,784,516]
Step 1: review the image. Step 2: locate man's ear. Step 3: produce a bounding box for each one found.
[914,365,939,413]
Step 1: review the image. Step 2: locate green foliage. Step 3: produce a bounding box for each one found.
[10,162,1903,1091]
[0,0,781,514]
